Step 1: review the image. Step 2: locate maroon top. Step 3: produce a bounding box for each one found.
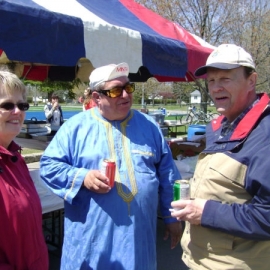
[0,141,48,270]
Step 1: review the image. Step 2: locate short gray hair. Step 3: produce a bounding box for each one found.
[0,71,27,100]
[92,81,106,92]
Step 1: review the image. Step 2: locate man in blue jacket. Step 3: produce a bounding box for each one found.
[171,44,270,269]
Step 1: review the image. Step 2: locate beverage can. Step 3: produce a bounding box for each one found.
[100,159,116,187]
[173,180,190,201]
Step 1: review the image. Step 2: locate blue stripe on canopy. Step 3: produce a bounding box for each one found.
[0,1,85,65]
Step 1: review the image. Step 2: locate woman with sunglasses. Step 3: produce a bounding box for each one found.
[40,63,182,270]
[0,71,49,269]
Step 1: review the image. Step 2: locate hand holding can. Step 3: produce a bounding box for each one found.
[170,180,190,212]
[100,159,116,188]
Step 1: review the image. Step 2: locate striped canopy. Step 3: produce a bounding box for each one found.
[0,0,215,82]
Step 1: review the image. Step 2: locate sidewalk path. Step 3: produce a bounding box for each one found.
[14,137,49,151]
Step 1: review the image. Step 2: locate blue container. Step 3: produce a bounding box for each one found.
[187,125,206,141]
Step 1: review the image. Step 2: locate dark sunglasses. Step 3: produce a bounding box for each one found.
[0,102,30,111]
[98,83,135,98]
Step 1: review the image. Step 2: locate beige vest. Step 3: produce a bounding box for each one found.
[181,152,270,270]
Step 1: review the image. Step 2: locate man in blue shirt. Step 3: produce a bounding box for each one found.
[40,62,182,270]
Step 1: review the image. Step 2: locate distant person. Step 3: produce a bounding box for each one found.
[44,93,64,131]
[83,87,96,111]
[40,62,182,269]
[0,70,49,269]
[171,44,270,270]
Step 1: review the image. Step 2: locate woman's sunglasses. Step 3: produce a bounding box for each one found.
[0,102,30,111]
[98,83,135,98]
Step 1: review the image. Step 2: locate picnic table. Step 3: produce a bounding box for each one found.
[164,112,189,136]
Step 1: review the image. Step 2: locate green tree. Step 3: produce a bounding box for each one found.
[136,0,270,98]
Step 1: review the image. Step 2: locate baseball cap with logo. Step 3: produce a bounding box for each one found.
[195,44,256,76]
[89,62,129,90]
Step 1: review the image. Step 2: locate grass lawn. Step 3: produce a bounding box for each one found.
[29,103,190,112]
[21,148,44,155]
[28,104,82,112]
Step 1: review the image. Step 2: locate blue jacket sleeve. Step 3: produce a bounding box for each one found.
[157,132,181,224]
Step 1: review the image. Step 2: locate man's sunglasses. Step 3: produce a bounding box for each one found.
[98,83,135,98]
[0,102,30,111]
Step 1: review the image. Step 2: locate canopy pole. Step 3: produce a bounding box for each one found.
[141,83,145,108]
[22,63,33,80]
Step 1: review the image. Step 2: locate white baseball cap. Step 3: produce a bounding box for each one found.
[195,44,255,76]
[89,62,129,89]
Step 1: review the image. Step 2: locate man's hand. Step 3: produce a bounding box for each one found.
[163,222,182,249]
[83,170,111,193]
[171,198,207,225]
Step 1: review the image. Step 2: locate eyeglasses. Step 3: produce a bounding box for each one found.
[98,83,135,98]
[0,102,30,111]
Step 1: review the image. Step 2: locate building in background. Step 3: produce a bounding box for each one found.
[190,90,201,105]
